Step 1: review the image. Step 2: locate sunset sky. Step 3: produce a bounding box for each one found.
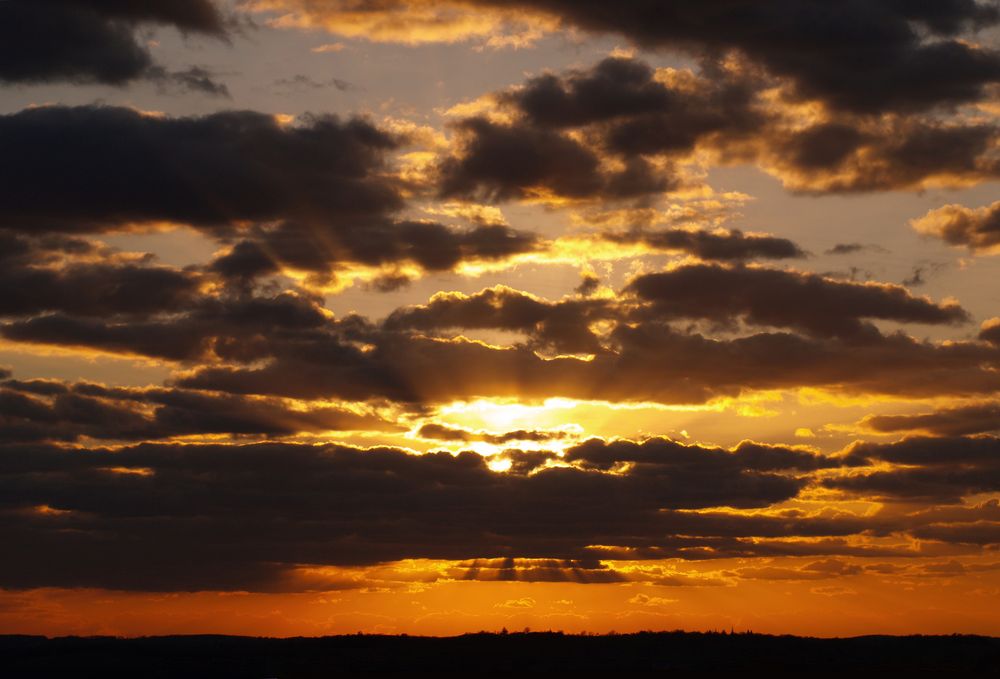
[3,0,1000,637]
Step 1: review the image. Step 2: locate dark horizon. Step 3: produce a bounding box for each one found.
[6,631,1000,676]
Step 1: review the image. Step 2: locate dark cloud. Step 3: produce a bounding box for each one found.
[626,264,969,338]
[606,228,805,261]
[911,200,1000,251]
[829,436,1000,503]
[575,274,601,296]
[0,377,394,443]
[437,57,763,203]
[263,1,1000,114]
[0,261,203,318]
[980,319,1000,345]
[0,105,400,233]
[3,256,995,407]
[174,320,1000,406]
[902,266,926,287]
[384,286,612,354]
[417,422,569,445]
[506,56,764,148]
[0,437,846,590]
[2,433,989,590]
[2,288,334,362]
[0,230,101,265]
[3,314,223,362]
[862,404,1000,436]
[457,557,624,584]
[565,437,844,473]
[439,56,1000,202]
[148,65,231,97]
[769,119,1000,193]
[54,0,225,30]
[778,123,869,171]
[438,116,677,203]
[212,221,538,280]
[488,0,1000,114]
[0,106,536,275]
[0,0,225,87]
[825,243,869,256]
[273,74,356,92]
[601,323,1000,404]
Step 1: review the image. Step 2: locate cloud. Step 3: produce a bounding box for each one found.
[0,436,853,590]
[2,286,334,362]
[0,106,400,233]
[2,257,994,407]
[172,300,1000,406]
[417,422,568,445]
[828,436,1000,503]
[604,228,805,261]
[911,200,1000,252]
[495,597,535,608]
[435,57,760,203]
[438,56,1000,203]
[733,558,862,581]
[273,74,356,92]
[0,259,203,318]
[825,243,870,256]
[760,117,1000,193]
[0,376,396,443]
[0,106,536,276]
[384,285,613,354]
[575,274,601,296]
[460,558,623,584]
[503,56,764,141]
[212,221,538,280]
[4,433,996,591]
[861,404,1000,436]
[628,594,676,606]
[502,0,1000,114]
[148,65,231,97]
[249,1,1000,114]
[437,115,677,203]
[242,0,553,46]
[0,0,226,87]
[626,264,969,338]
[981,318,1000,345]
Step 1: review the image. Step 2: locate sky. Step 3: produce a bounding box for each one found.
[2,0,1000,637]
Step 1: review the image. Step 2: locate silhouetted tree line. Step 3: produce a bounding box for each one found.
[2,631,998,677]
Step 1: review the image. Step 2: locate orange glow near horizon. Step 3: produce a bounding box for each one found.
[4,556,999,638]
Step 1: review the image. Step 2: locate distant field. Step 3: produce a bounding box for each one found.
[3,631,999,677]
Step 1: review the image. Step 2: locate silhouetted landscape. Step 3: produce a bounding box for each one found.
[3,631,999,677]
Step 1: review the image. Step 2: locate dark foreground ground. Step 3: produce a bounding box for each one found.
[2,631,999,677]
